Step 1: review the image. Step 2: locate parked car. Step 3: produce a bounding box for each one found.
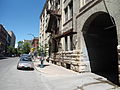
[20,54,32,58]
[17,56,34,70]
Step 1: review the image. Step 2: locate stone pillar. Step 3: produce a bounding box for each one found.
[79,35,91,72]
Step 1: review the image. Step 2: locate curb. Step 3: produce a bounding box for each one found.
[33,61,54,75]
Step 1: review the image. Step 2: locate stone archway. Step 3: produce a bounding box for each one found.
[82,11,119,85]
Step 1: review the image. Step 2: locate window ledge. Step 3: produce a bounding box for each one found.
[63,18,73,26]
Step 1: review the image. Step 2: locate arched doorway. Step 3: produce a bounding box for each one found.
[82,11,119,85]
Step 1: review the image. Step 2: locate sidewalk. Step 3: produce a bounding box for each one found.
[33,58,79,76]
[33,58,120,90]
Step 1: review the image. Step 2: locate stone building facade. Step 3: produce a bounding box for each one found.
[39,0,61,56]
[7,31,16,47]
[39,0,51,55]
[75,0,120,85]
[40,0,120,85]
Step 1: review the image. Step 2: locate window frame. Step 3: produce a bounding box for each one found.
[69,1,73,18]
[80,0,92,8]
[64,7,68,22]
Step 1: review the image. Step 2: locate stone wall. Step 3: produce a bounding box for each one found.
[50,50,81,72]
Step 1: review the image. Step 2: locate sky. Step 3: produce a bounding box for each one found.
[0,0,46,47]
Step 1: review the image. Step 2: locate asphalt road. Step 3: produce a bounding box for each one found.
[0,57,50,90]
[0,57,119,90]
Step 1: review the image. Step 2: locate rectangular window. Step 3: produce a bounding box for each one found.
[65,36,68,51]
[55,0,60,10]
[64,0,67,3]
[70,35,73,50]
[64,7,68,22]
[85,0,91,3]
[80,0,92,8]
[69,1,73,18]
[80,0,84,7]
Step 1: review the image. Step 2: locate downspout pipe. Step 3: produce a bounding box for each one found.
[103,0,116,26]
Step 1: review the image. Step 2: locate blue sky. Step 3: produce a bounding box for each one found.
[0,0,46,46]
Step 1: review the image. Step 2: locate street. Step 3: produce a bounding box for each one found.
[0,57,119,90]
[0,57,50,90]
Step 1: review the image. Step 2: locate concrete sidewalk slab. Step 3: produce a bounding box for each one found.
[34,59,79,76]
[33,59,120,90]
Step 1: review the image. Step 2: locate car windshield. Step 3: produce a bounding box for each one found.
[20,57,32,61]
[21,54,31,57]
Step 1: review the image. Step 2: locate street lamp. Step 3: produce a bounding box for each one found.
[28,34,44,67]
[27,33,35,38]
[27,33,36,48]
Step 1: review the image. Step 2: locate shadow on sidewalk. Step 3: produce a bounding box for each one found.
[37,64,50,68]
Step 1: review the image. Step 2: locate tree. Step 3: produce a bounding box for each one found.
[37,43,49,56]
[18,41,23,50]
[22,42,30,54]
[6,46,16,56]
[44,43,49,56]
[17,41,31,54]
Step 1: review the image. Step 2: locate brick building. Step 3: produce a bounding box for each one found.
[0,24,7,56]
[32,37,39,49]
[7,31,16,47]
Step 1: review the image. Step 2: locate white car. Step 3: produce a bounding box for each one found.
[17,56,34,70]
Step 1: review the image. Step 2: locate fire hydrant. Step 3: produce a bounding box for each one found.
[40,53,44,68]
[40,59,44,68]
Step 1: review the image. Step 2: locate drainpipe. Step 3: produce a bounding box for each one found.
[103,0,116,27]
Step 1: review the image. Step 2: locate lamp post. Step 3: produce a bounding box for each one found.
[27,33,36,59]
[0,42,1,55]
[27,33,36,48]
[27,33,35,38]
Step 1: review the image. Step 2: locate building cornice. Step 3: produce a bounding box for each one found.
[40,0,49,19]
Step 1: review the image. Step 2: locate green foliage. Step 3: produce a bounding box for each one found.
[37,46,43,56]
[7,46,14,54]
[17,42,30,54]
[38,43,49,56]
[6,46,18,56]
[22,42,30,54]
[18,41,23,49]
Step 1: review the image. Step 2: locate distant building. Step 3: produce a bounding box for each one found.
[6,32,11,48]
[23,39,33,48]
[23,39,32,44]
[7,31,16,47]
[32,37,39,49]
[0,24,7,56]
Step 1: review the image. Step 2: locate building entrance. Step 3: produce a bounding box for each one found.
[82,12,119,85]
